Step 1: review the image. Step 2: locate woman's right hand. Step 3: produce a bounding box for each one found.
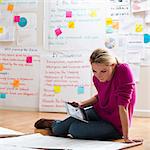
[68,101,79,107]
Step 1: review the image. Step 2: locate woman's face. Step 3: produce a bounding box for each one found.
[91,63,115,82]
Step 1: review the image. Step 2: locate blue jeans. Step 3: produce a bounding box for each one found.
[51,107,122,140]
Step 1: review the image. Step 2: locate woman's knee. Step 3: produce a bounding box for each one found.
[68,123,88,139]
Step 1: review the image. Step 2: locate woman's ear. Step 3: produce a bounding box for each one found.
[111,63,116,69]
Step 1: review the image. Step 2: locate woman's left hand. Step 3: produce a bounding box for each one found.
[124,138,143,143]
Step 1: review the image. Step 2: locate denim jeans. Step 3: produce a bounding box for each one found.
[51,107,122,140]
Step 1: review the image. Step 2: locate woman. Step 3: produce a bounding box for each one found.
[35,48,141,143]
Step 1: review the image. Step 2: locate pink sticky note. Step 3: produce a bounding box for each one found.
[55,28,62,36]
[26,56,32,63]
[14,16,20,22]
[66,11,72,18]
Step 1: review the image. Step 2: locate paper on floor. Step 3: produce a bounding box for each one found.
[0,127,24,138]
[0,133,142,150]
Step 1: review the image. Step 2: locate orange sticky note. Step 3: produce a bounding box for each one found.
[54,86,61,93]
[106,18,112,25]
[7,4,14,11]
[0,26,4,33]
[135,24,143,32]
[68,21,75,28]
[13,80,20,88]
[112,21,119,30]
[0,64,4,71]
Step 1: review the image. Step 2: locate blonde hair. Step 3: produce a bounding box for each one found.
[90,48,119,65]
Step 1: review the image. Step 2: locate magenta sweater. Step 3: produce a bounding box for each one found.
[93,63,136,135]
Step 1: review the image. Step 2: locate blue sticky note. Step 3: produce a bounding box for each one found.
[144,34,150,43]
[0,93,6,99]
[77,86,84,94]
[18,17,27,27]
[106,26,113,33]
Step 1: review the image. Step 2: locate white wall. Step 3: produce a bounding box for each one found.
[0,0,150,117]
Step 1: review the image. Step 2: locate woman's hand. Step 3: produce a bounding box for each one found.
[68,101,79,107]
[124,138,143,143]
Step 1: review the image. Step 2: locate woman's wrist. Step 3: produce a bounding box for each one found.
[79,102,85,108]
[123,135,129,140]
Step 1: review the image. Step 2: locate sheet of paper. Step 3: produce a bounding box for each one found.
[131,0,150,13]
[0,145,39,150]
[0,127,23,137]
[39,51,91,112]
[145,11,150,23]
[0,47,40,110]
[0,0,38,11]
[0,133,142,150]
[0,11,15,41]
[44,0,105,51]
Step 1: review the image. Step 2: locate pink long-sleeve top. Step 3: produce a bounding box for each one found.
[93,63,136,135]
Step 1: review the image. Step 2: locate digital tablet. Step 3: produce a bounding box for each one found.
[65,102,88,123]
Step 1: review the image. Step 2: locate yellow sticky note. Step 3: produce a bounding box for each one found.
[0,64,4,71]
[68,21,75,28]
[0,0,3,4]
[106,18,112,25]
[13,80,20,88]
[7,4,14,11]
[90,10,97,17]
[54,86,61,93]
[0,26,4,33]
[135,24,143,32]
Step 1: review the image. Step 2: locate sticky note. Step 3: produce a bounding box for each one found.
[66,11,72,18]
[106,26,113,33]
[0,26,4,33]
[144,34,150,43]
[26,56,32,63]
[0,0,3,4]
[135,24,143,32]
[77,86,84,94]
[18,17,27,27]
[14,16,20,22]
[54,86,61,93]
[7,4,14,11]
[68,21,75,28]
[112,21,119,30]
[90,10,97,17]
[0,64,4,71]
[106,18,112,25]
[55,28,62,36]
[13,80,20,88]
[0,93,6,99]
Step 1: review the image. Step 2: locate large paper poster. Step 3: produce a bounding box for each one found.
[0,0,38,11]
[44,0,106,51]
[0,47,40,110]
[39,51,91,112]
